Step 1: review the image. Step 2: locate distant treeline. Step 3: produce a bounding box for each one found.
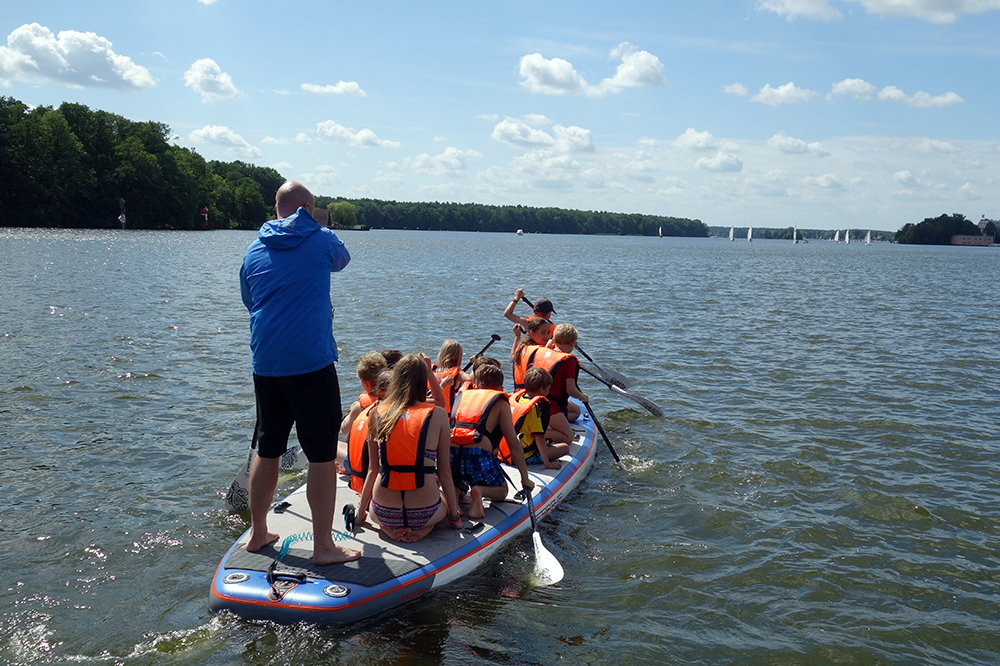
[708,226,895,242]
[1,95,707,237]
[320,197,708,237]
[896,213,995,245]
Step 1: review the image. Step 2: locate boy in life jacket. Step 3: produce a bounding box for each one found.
[434,339,474,415]
[503,287,557,340]
[340,351,388,438]
[510,316,551,391]
[450,364,533,520]
[344,369,392,494]
[531,323,588,443]
[503,367,571,470]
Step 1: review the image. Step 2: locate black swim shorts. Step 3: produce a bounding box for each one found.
[253,362,343,464]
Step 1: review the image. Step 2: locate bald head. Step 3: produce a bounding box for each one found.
[274,181,315,219]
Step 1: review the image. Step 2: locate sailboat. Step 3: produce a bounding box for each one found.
[729,226,734,241]
[792,227,798,244]
[864,230,871,245]
[833,230,840,243]
[747,226,753,243]
[845,229,851,244]
[658,225,662,238]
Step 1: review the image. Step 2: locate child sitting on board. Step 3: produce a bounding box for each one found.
[450,363,533,519]
[340,351,388,438]
[434,339,474,416]
[530,323,587,443]
[503,367,570,470]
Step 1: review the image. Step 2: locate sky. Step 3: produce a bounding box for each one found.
[2,0,999,232]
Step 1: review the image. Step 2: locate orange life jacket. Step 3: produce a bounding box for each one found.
[450,388,506,447]
[433,366,461,415]
[531,348,577,401]
[376,402,437,491]
[358,391,376,409]
[512,344,544,390]
[497,389,546,463]
[346,403,375,493]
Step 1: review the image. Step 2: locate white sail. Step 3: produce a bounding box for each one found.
[658,225,662,238]
[834,230,840,243]
[864,230,871,245]
[747,226,753,242]
[729,226,734,241]
[793,227,798,244]
[845,229,851,244]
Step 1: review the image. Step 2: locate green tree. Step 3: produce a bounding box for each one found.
[328,201,358,227]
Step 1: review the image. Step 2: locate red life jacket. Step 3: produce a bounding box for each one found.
[358,391,376,409]
[450,388,506,447]
[512,344,544,390]
[497,389,546,463]
[346,403,375,493]
[433,366,461,414]
[376,402,437,491]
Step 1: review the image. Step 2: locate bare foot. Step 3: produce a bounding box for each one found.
[468,487,485,519]
[380,525,411,541]
[398,524,434,543]
[245,531,279,552]
[314,544,361,565]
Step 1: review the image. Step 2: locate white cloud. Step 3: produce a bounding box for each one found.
[828,78,877,100]
[518,43,664,98]
[262,136,288,145]
[272,161,293,172]
[696,152,743,172]
[433,136,447,143]
[877,86,964,108]
[674,128,719,152]
[518,53,589,95]
[295,132,313,144]
[851,0,1000,24]
[492,117,555,148]
[600,42,666,93]
[893,169,921,186]
[183,58,239,102]
[299,165,340,194]
[273,89,290,95]
[803,173,845,188]
[522,113,550,126]
[768,131,830,157]
[301,81,366,96]
[751,82,818,105]
[475,113,499,121]
[958,182,981,199]
[188,125,261,158]
[198,0,219,5]
[405,147,481,177]
[915,138,958,153]
[316,120,400,148]
[759,0,1000,23]
[491,117,593,152]
[757,0,843,21]
[0,23,154,90]
[722,83,748,96]
[552,124,595,152]
[374,161,404,188]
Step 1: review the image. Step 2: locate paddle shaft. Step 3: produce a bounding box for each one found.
[463,334,502,371]
[584,401,626,471]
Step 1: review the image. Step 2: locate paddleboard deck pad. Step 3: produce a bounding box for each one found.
[209,406,596,624]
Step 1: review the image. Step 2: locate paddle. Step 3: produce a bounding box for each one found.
[225,422,306,511]
[583,401,626,472]
[524,490,564,585]
[579,365,665,419]
[518,296,630,389]
[463,333,502,371]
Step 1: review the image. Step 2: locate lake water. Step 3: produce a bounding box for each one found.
[1,228,998,665]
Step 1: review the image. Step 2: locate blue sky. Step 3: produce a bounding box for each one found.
[2,0,999,231]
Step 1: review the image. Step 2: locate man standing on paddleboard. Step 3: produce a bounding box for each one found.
[239,181,361,566]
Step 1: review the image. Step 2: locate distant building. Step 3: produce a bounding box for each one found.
[978,216,998,234]
[951,235,993,246]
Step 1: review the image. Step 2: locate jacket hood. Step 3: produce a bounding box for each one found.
[258,207,321,249]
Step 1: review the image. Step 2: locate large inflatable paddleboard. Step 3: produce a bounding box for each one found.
[209,402,597,625]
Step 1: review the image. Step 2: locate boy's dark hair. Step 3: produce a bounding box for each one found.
[475,363,504,390]
[380,349,403,369]
[523,367,553,393]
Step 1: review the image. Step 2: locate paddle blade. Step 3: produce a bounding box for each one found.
[531,531,564,586]
[610,384,665,419]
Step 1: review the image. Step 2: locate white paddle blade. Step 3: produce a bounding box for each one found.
[531,531,564,585]
[600,368,631,390]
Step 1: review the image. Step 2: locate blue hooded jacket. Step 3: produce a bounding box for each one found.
[240,208,350,376]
